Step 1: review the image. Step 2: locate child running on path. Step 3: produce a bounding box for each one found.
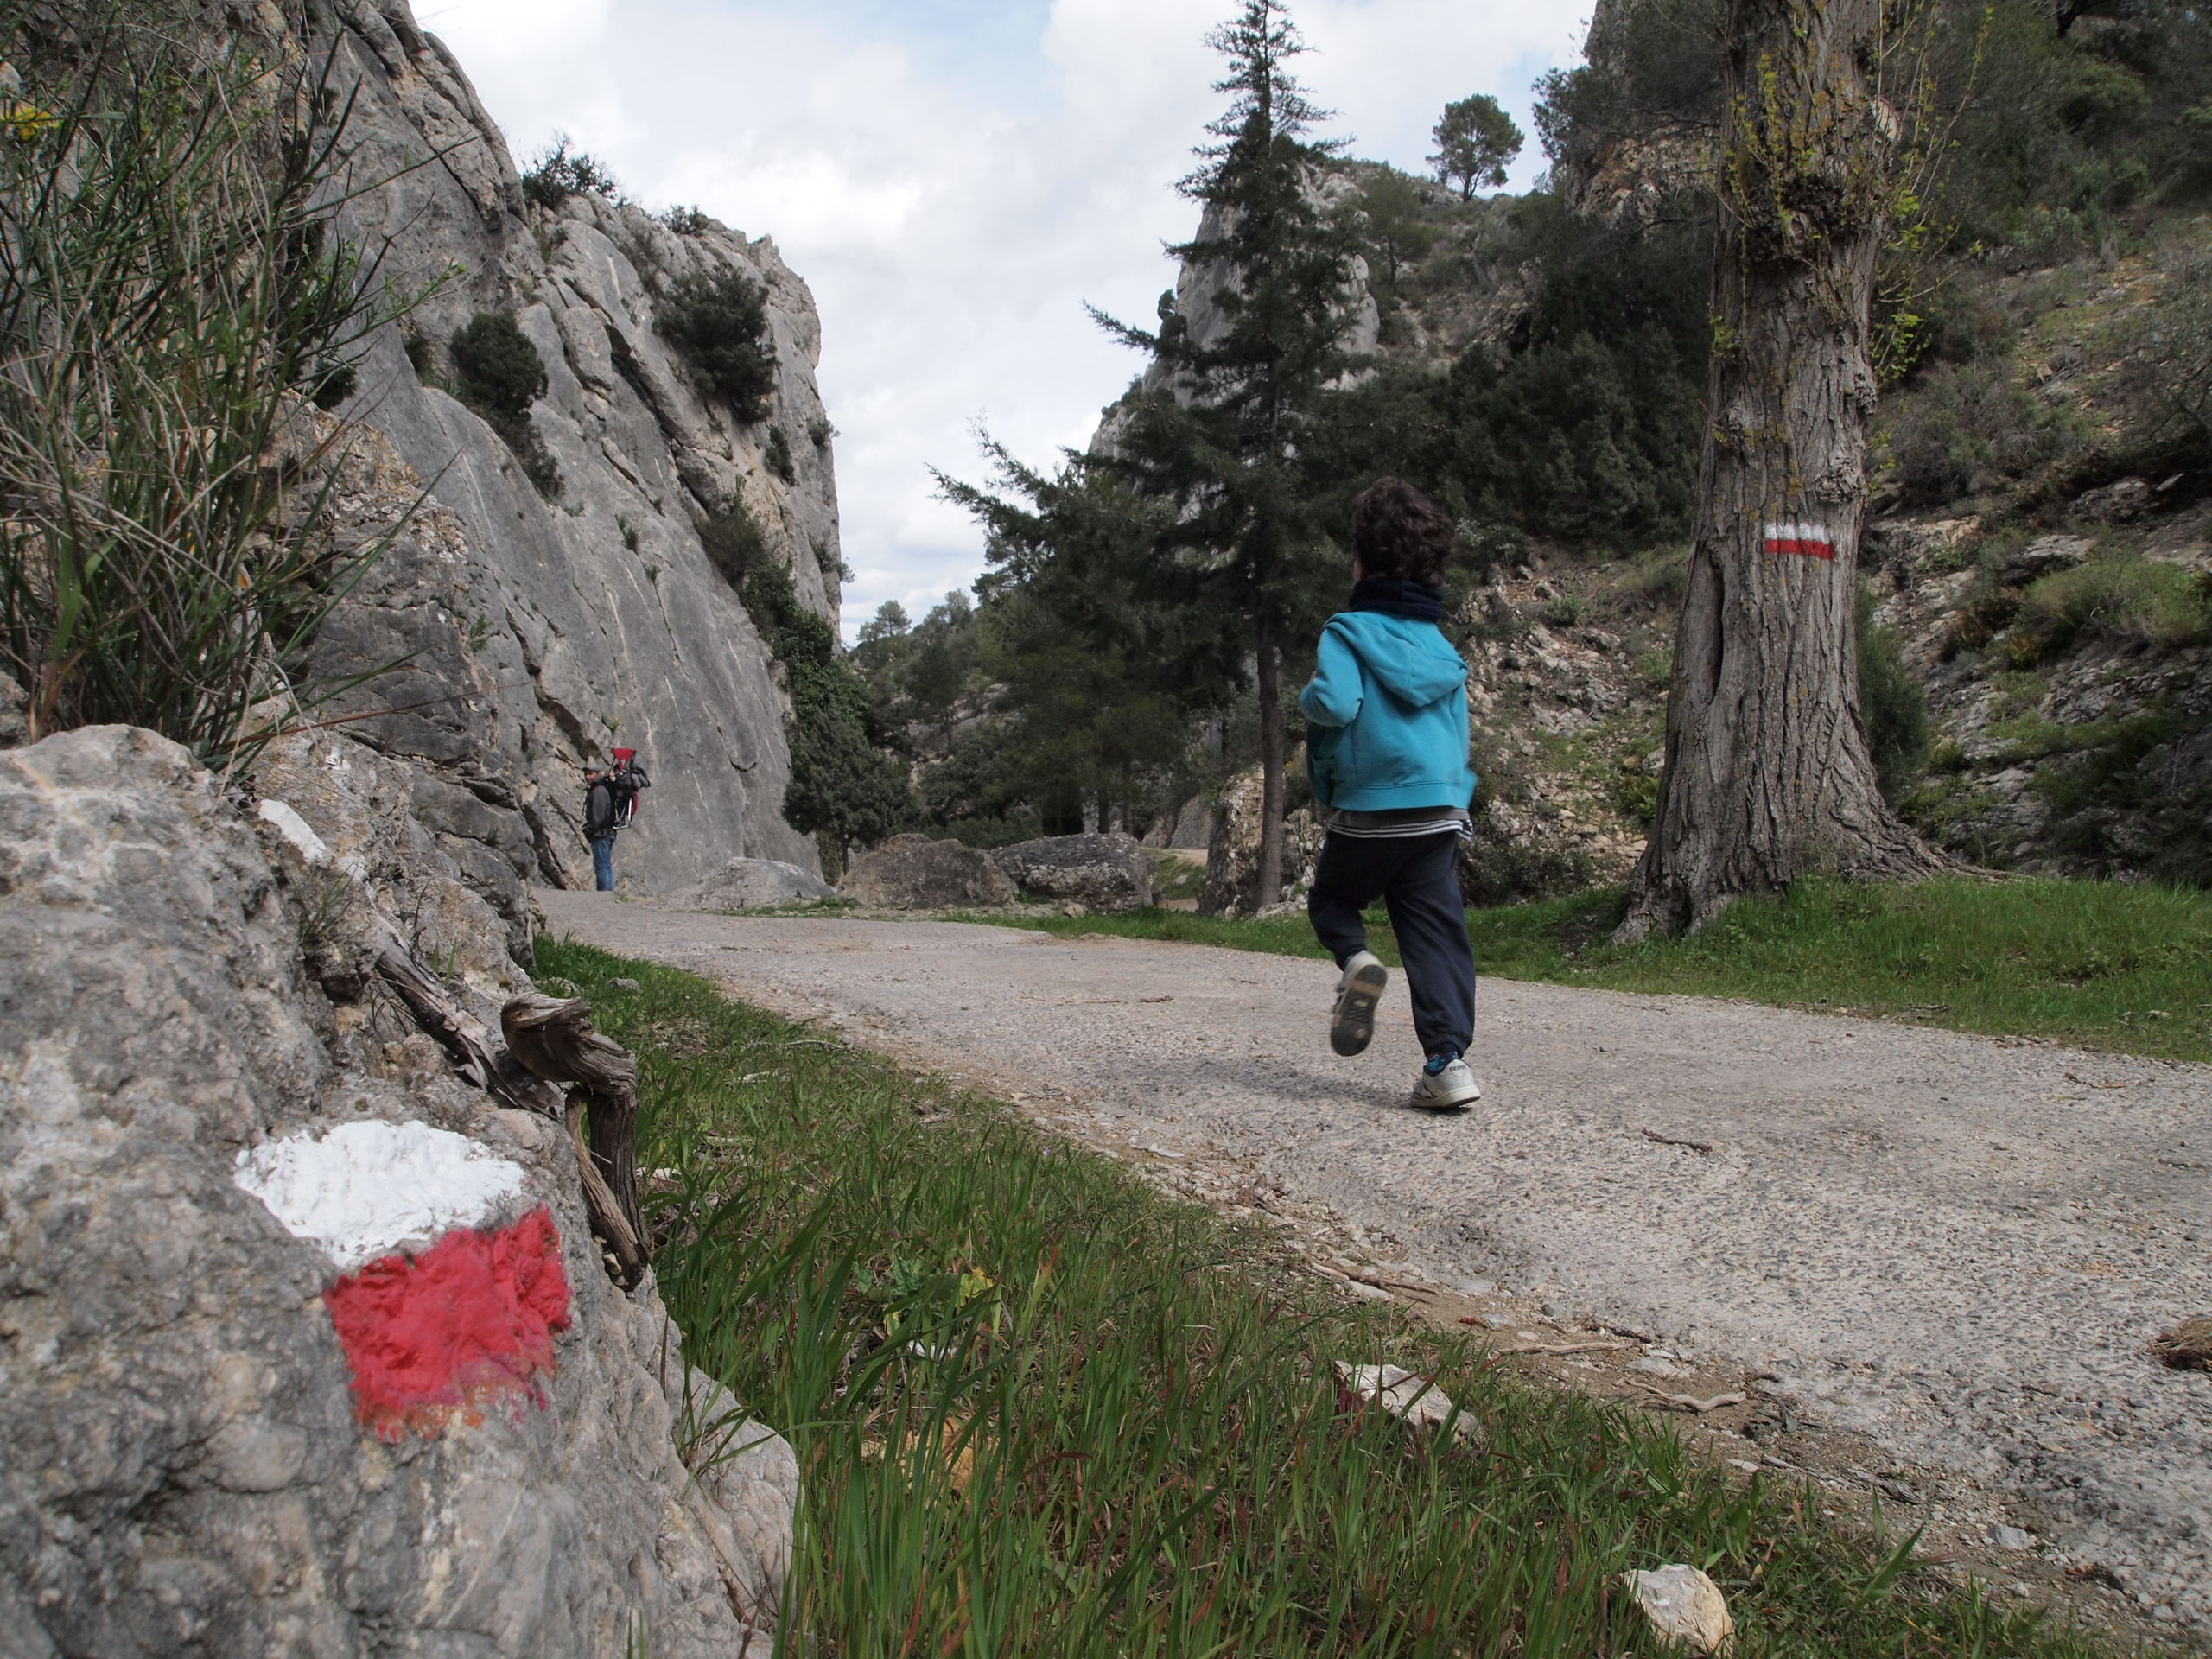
[1299,477,1482,1109]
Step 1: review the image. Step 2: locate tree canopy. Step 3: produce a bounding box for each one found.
[1429,94,1523,200]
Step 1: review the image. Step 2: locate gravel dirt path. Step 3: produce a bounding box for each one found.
[543,893,2212,1633]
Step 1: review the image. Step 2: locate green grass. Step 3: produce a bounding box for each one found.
[956,875,2212,1064]
[1143,849,1208,906]
[541,937,2118,1657]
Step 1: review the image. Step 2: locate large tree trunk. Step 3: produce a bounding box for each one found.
[1254,618,1286,908]
[1618,0,1947,942]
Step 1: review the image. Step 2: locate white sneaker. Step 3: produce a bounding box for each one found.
[1329,950,1388,1056]
[1409,1055,1481,1111]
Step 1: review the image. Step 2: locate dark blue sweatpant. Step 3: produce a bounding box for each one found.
[1306,831,1475,1061]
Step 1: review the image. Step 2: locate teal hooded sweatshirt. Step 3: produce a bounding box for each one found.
[1299,610,1476,811]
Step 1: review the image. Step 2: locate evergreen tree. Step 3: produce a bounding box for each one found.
[740,558,911,875]
[1357,164,1434,290]
[1090,0,1365,907]
[857,601,910,645]
[938,439,1222,837]
[1428,94,1523,200]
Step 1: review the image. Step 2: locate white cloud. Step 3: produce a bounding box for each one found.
[416,0,1592,638]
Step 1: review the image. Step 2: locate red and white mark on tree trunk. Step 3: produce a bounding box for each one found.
[1760,522,1836,560]
[234,1121,571,1439]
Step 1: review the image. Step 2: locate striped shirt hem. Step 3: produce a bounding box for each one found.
[1326,808,1473,842]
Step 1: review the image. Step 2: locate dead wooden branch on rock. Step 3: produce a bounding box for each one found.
[1637,1385,1747,1414]
[374,946,561,1116]
[503,993,647,1287]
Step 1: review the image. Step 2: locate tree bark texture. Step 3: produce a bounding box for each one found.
[502,994,648,1286]
[1620,0,1946,940]
[1254,619,1287,909]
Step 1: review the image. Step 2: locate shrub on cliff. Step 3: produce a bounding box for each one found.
[696,496,768,589]
[1881,362,2084,505]
[520,135,620,210]
[1857,586,1931,803]
[657,268,778,422]
[449,311,561,499]
[2007,552,2212,664]
[451,310,546,417]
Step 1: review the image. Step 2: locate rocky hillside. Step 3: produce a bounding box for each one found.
[276,0,844,920]
[1155,0,2212,911]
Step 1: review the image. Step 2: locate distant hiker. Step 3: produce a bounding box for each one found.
[1299,477,1481,1110]
[581,749,651,893]
[582,766,619,891]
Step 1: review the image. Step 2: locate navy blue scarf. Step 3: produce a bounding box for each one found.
[1348,575,1445,622]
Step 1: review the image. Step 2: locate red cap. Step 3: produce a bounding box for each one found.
[612,747,637,763]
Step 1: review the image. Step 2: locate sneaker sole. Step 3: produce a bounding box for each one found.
[1330,962,1389,1057]
[1409,1080,1482,1112]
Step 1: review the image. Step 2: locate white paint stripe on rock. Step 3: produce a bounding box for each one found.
[257,798,369,880]
[234,1120,528,1271]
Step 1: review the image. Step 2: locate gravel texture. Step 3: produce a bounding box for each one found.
[544,895,2212,1630]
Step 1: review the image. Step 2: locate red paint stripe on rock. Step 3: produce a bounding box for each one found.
[322,1205,570,1439]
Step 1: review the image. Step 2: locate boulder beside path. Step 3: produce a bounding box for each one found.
[842,834,1014,909]
[993,832,1155,912]
[671,856,838,912]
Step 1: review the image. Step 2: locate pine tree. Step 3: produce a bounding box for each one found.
[1091,0,1364,908]
[1428,94,1523,200]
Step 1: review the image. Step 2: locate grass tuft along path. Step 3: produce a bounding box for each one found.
[541,938,2113,1657]
[962,876,2212,1064]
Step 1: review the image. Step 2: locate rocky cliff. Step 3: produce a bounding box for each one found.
[291,0,842,915]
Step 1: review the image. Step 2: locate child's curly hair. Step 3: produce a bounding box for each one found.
[1350,477,1457,587]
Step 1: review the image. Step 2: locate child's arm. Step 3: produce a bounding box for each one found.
[1298,626,1363,727]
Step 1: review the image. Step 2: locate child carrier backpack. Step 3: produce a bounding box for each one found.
[607,747,651,827]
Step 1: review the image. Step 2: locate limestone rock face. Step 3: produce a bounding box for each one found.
[1092,190,1381,459]
[670,856,839,912]
[993,833,1155,912]
[0,727,792,1656]
[269,0,845,899]
[1199,765,1325,918]
[1165,794,1214,850]
[1994,532,2092,587]
[843,833,1014,910]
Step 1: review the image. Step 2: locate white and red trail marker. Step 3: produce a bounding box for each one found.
[1760,522,1837,560]
[235,1121,570,1439]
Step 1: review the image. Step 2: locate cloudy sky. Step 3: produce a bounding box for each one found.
[416,0,1595,638]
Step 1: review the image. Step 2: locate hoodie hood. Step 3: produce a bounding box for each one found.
[1321,611,1468,709]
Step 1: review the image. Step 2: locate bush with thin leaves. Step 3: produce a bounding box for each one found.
[0,14,428,766]
[740,556,912,869]
[520,134,620,211]
[2007,552,2212,664]
[1856,586,1930,801]
[695,495,768,591]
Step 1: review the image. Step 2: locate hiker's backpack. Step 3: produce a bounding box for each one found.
[607,747,651,828]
